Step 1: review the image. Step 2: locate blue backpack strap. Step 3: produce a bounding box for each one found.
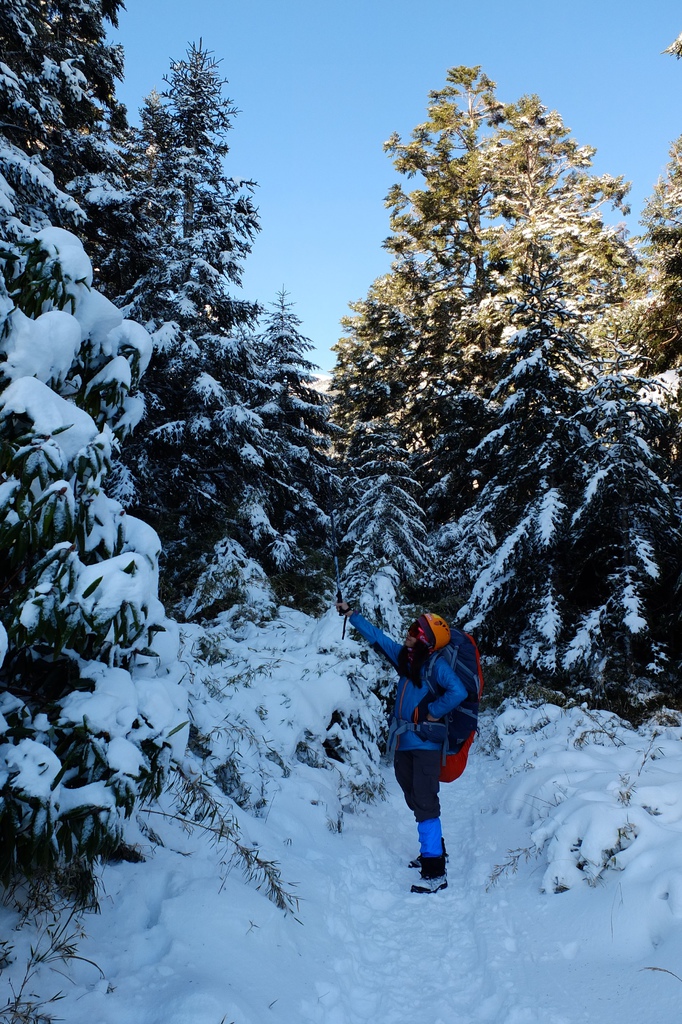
[422,652,441,696]
[425,639,479,700]
[387,719,420,755]
[423,648,459,696]
[452,658,479,694]
[423,636,482,758]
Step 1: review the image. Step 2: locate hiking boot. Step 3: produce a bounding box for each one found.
[410,854,447,894]
[411,873,448,894]
[408,838,447,869]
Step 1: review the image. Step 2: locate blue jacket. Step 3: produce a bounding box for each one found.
[348,611,468,751]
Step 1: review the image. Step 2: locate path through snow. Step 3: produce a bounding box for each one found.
[298,756,572,1024]
[18,739,681,1024]
[296,750,682,1024]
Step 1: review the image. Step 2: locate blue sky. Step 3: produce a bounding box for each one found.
[112,1,681,372]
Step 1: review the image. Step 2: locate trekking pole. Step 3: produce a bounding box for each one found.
[328,475,346,639]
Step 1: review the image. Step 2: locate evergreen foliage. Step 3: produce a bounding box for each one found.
[0,0,127,239]
[117,43,262,593]
[488,93,633,315]
[340,421,432,623]
[566,349,681,691]
[334,67,636,535]
[333,277,415,444]
[329,66,682,703]
[641,136,682,369]
[2,0,682,905]
[663,32,682,58]
[247,291,335,577]
[459,256,591,673]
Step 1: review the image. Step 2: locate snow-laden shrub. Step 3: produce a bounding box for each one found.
[496,702,682,907]
[181,606,387,829]
[351,564,403,637]
[0,230,186,881]
[182,536,277,624]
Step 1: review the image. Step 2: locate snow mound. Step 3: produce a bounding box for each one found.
[497,701,682,946]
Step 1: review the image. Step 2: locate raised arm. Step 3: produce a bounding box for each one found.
[336,602,402,670]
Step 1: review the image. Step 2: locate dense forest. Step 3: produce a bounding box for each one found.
[1,1,682,899]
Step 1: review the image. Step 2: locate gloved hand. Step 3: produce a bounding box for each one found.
[336,600,353,618]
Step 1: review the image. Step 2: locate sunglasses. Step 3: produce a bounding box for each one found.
[407,622,428,643]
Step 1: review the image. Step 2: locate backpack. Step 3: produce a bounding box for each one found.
[423,628,484,782]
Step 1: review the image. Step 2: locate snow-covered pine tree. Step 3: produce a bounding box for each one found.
[0,228,186,882]
[333,280,413,432]
[34,0,129,242]
[340,421,432,633]
[94,89,177,314]
[459,253,592,675]
[565,347,681,693]
[641,135,682,370]
[246,291,335,593]
[336,68,635,529]
[0,0,127,240]
[488,93,633,320]
[118,44,262,593]
[370,68,506,513]
[333,70,506,555]
[0,1,81,234]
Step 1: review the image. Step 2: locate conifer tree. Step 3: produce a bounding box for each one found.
[76,103,165,308]
[341,421,432,627]
[336,68,635,527]
[245,291,334,579]
[641,137,682,369]
[565,349,681,690]
[376,65,505,465]
[119,44,262,589]
[99,89,177,311]
[333,275,417,443]
[489,93,633,317]
[459,254,592,673]
[0,0,127,239]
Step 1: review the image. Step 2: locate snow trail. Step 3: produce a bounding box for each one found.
[300,755,562,1024]
[295,746,682,1024]
[6,736,682,1023]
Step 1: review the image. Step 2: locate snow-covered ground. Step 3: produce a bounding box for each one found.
[3,610,682,1024]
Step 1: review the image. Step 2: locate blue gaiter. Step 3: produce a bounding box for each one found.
[418,817,443,858]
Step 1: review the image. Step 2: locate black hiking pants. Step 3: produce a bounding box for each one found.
[393,748,441,822]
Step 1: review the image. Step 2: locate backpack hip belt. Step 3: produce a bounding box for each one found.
[387,718,448,759]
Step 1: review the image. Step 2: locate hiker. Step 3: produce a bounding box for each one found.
[335,601,467,894]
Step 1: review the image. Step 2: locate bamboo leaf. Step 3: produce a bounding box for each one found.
[80,576,103,599]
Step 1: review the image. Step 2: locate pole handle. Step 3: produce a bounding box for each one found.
[336,589,347,639]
